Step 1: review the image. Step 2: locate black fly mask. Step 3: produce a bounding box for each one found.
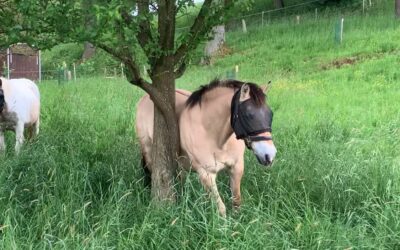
[231,88,273,149]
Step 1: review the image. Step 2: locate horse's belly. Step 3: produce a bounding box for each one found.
[0,111,18,131]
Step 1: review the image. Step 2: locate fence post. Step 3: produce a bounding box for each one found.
[340,18,344,43]
[296,15,300,24]
[235,65,239,79]
[268,12,271,25]
[38,50,42,82]
[334,18,344,44]
[261,11,264,27]
[2,62,6,78]
[362,0,365,14]
[73,63,77,81]
[6,48,10,79]
[315,8,318,20]
[121,63,124,78]
[242,19,247,33]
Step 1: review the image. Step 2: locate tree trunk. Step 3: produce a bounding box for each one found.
[149,60,179,203]
[396,0,400,18]
[81,42,96,61]
[204,25,225,61]
[274,0,284,9]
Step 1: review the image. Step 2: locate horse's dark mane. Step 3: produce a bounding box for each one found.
[186,79,265,108]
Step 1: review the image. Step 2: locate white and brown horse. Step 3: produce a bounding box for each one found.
[136,79,276,216]
[0,78,40,154]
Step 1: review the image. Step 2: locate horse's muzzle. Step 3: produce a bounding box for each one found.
[256,154,273,166]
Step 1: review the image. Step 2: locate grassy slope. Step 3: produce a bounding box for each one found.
[1,3,400,249]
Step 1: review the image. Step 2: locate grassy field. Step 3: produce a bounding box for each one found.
[1,3,400,249]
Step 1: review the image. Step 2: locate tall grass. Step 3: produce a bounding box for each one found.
[1,5,400,249]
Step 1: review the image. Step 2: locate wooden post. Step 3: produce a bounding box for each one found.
[268,12,271,25]
[369,0,371,7]
[121,63,124,78]
[6,48,10,79]
[38,50,42,82]
[261,11,264,27]
[235,65,239,79]
[73,63,76,81]
[296,15,300,24]
[242,19,247,33]
[363,0,365,14]
[340,18,344,43]
[104,68,107,78]
[315,8,318,20]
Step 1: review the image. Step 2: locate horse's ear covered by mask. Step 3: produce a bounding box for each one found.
[239,84,251,102]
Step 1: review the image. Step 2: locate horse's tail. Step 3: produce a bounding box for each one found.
[141,155,152,187]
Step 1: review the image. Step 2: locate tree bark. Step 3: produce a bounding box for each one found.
[151,74,179,203]
[141,0,179,204]
[150,102,178,202]
[204,25,225,62]
[81,42,96,61]
[149,64,179,203]
[274,0,284,9]
[396,0,400,18]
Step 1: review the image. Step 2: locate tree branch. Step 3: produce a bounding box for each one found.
[174,61,187,79]
[137,0,152,47]
[120,0,157,66]
[95,43,151,90]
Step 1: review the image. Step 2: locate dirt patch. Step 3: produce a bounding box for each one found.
[217,44,233,57]
[321,50,400,71]
[201,44,233,65]
[321,56,358,70]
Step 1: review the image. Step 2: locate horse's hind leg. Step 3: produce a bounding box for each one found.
[0,131,5,153]
[139,139,153,187]
[141,154,152,187]
[33,117,40,136]
[15,123,25,154]
[27,118,40,141]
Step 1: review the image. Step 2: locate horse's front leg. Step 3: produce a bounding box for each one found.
[15,123,25,154]
[198,170,226,217]
[0,131,5,153]
[230,159,244,211]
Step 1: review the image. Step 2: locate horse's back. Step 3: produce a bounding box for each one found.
[8,78,40,99]
[5,78,40,125]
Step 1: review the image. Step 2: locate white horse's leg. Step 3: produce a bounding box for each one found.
[0,131,5,153]
[230,159,244,210]
[15,123,25,154]
[34,117,40,136]
[198,170,226,217]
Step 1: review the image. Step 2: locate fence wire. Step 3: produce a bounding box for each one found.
[4,0,386,82]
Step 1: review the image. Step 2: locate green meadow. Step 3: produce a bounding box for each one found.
[1,3,400,249]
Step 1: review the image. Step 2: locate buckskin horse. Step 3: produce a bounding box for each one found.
[0,78,40,154]
[136,79,276,216]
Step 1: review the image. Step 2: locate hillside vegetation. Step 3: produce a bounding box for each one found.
[1,1,400,248]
